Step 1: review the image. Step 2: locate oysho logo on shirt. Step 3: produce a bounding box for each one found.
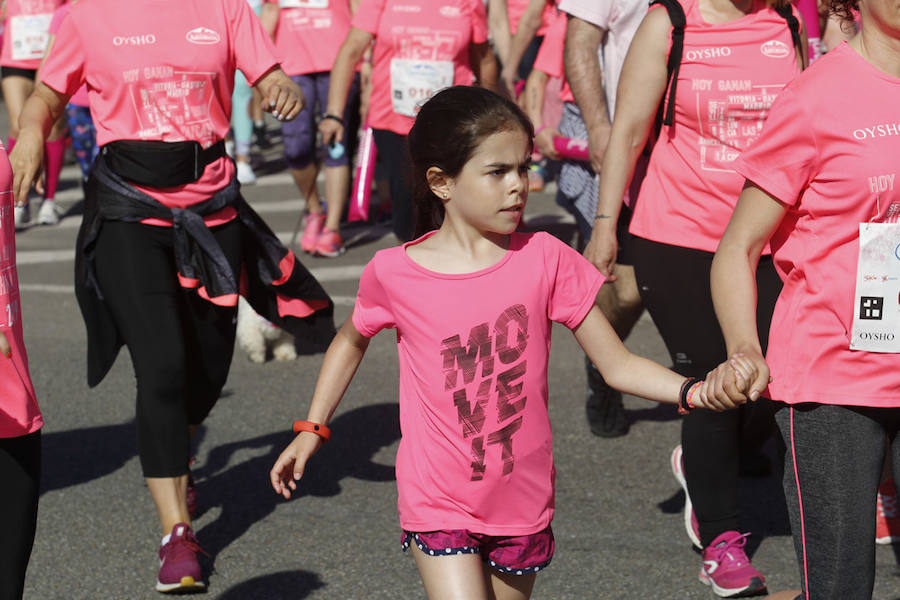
[760,40,790,58]
[392,4,421,12]
[113,34,157,46]
[684,47,732,61]
[186,27,221,45]
[440,5,461,17]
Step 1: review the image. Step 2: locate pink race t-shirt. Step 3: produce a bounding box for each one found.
[353,231,604,534]
[734,42,900,408]
[352,0,488,135]
[532,8,574,103]
[0,143,42,439]
[507,0,555,36]
[47,3,89,107]
[39,0,278,209]
[629,0,801,252]
[0,0,64,70]
[265,0,352,76]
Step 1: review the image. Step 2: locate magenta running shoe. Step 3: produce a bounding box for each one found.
[699,531,767,598]
[156,523,206,593]
[671,445,702,549]
[300,212,325,254]
[315,228,345,258]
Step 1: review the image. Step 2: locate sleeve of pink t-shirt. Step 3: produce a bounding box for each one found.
[470,0,489,44]
[733,87,819,207]
[226,0,280,84]
[541,233,605,327]
[48,2,67,34]
[39,15,85,97]
[351,0,387,35]
[352,256,397,337]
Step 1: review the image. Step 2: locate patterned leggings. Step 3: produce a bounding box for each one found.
[65,104,98,181]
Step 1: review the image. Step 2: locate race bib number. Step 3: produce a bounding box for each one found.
[278,0,329,7]
[850,222,900,352]
[9,14,52,61]
[390,59,453,118]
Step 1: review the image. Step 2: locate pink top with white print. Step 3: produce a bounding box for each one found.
[629,0,801,253]
[48,3,89,107]
[734,43,900,407]
[265,0,352,76]
[39,0,278,209]
[351,0,488,136]
[353,232,603,534]
[0,144,41,439]
[1,0,65,70]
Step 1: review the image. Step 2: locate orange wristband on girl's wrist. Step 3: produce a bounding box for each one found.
[292,420,331,442]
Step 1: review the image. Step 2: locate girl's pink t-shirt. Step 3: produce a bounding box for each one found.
[1,0,64,70]
[39,0,279,209]
[734,42,900,408]
[352,0,488,136]
[47,3,89,107]
[265,0,352,76]
[353,231,604,534]
[0,144,42,439]
[629,0,801,253]
[532,8,574,103]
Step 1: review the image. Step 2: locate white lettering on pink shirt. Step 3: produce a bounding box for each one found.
[868,173,896,194]
[685,46,732,61]
[853,123,900,139]
[113,34,157,46]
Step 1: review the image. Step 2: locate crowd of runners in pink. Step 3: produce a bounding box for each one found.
[0,0,897,599]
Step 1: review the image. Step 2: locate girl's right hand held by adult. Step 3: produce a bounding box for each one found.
[9,129,45,207]
[269,431,323,500]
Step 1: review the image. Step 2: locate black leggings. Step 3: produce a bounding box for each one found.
[93,220,240,478]
[372,129,414,242]
[632,236,782,547]
[0,430,41,600]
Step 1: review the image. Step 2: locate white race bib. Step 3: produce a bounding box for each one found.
[9,13,52,61]
[278,0,329,8]
[850,222,900,352]
[390,59,453,118]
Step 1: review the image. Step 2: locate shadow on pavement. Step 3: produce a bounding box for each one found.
[215,569,324,599]
[40,421,136,494]
[195,402,400,560]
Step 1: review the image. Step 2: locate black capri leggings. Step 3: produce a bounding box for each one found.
[93,219,241,478]
[372,129,414,242]
[631,236,782,547]
[0,430,41,600]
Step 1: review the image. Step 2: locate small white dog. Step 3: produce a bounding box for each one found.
[236,296,298,363]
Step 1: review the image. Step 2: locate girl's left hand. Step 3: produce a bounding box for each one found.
[269,431,323,500]
[535,127,561,160]
[693,359,752,411]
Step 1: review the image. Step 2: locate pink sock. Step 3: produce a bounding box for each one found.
[7,137,15,153]
[44,139,66,200]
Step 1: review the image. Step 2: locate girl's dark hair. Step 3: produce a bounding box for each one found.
[407,86,534,237]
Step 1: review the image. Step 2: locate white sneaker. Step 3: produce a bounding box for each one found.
[236,160,256,185]
[37,199,60,225]
[14,204,30,228]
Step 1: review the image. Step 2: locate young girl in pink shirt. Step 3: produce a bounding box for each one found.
[270,85,754,600]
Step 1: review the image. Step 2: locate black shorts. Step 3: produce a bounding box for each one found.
[1,66,37,80]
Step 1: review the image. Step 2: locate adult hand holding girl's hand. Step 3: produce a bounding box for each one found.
[694,353,767,411]
[269,432,323,499]
[9,128,45,207]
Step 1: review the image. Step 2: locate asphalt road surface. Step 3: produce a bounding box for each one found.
[6,117,900,599]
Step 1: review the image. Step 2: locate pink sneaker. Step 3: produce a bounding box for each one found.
[876,479,900,545]
[156,523,206,593]
[315,228,345,258]
[671,445,702,549]
[300,212,325,254]
[699,531,767,598]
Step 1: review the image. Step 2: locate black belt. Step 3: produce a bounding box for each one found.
[101,139,227,188]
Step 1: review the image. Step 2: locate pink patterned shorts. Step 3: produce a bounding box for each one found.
[401,526,554,575]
